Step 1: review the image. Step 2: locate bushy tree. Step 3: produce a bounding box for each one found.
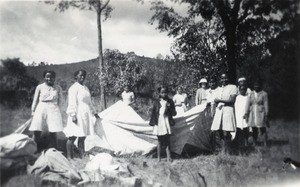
[0,58,38,107]
[149,0,299,83]
[86,49,148,96]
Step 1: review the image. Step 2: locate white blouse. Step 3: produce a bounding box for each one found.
[121,91,135,105]
[66,82,96,117]
[31,83,63,112]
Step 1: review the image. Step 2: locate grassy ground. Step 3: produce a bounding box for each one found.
[1,105,300,187]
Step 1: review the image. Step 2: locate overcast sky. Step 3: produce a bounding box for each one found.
[0,0,186,65]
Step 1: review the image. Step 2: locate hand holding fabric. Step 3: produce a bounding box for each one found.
[94,113,100,119]
[72,116,78,124]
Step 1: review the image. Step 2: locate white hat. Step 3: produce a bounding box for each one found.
[238,77,246,82]
[199,78,207,83]
[85,153,119,172]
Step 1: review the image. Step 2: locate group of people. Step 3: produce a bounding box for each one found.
[29,69,269,162]
[30,70,99,159]
[193,73,269,153]
[30,69,137,159]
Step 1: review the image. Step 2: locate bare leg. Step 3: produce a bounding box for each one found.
[261,127,268,146]
[243,128,249,146]
[49,132,57,149]
[252,127,258,146]
[166,135,172,162]
[78,137,86,157]
[66,136,76,159]
[33,131,42,152]
[223,131,231,154]
[157,136,161,162]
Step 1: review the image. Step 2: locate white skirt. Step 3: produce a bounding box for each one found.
[175,106,185,117]
[153,114,171,136]
[64,104,96,137]
[29,102,63,132]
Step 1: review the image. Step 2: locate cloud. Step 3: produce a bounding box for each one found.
[0,0,176,65]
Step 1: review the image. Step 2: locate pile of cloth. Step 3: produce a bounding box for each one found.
[27,149,139,186]
[1,133,139,186]
[0,134,37,171]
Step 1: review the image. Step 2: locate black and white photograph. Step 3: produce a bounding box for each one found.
[0,0,299,186]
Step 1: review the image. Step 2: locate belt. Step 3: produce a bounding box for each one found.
[41,100,57,104]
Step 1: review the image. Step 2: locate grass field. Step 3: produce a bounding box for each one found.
[1,103,300,187]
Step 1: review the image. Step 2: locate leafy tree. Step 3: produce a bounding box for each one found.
[149,0,299,83]
[45,0,113,109]
[86,49,147,97]
[0,58,38,107]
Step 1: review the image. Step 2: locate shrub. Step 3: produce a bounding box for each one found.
[0,58,38,108]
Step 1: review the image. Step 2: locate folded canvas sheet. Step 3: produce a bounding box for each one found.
[86,103,212,155]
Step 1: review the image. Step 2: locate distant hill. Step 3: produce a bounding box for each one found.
[26,58,98,84]
[26,54,165,93]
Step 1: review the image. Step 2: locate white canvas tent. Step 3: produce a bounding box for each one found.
[85,102,213,155]
[13,101,213,155]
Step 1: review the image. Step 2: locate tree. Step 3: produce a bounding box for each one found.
[0,58,38,107]
[149,0,298,83]
[45,0,113,109]
[88,49,147,96]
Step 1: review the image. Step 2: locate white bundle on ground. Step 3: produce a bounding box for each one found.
[0,134,37,170]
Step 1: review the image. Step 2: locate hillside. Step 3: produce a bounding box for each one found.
[26,54,164,90]
[26,58,98,85]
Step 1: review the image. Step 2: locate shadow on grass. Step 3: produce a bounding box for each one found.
[229,146,256,156]
[268,139,289,146]
[0,166,27,185]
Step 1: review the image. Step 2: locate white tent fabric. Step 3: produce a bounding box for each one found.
[85,101,212,155]
[0,134,37,170]
[11,100,212,156]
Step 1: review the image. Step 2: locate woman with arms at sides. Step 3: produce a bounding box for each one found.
[30,70,64,151]
[121,84,135,105]
[64,70,100,159]
[234,85,250,147]
[173,86,187,116]
[195,78,209,106]
[248,80,269,146]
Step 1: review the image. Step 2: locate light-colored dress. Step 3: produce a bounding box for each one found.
[237,87,252,95]
[121,91,134,105]
[211,84,238,132]
[195,88,208,105]
[64,82,96,137]
[206,88,216,117]
[153,99,172,136]
[173,93,187,116]
[206,88,215,104]
[29,83,63,132]
[248,90,269,128]
[234,95,250,129]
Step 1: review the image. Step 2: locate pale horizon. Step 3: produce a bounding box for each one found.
[0,0,187,65]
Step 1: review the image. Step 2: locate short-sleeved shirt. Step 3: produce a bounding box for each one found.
[122,91,134,105]
[211,84,238,131]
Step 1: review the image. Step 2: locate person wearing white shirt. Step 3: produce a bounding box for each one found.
[30,70,63,151]
[211,73,238,153]
[121,85,135,105]
[173,87,187,116]
[195,78,208,105]
[64,70,100,159]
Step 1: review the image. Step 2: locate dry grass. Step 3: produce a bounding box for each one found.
[1,105,300,187]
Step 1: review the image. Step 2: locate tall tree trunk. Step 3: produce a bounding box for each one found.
[225,27,237,84]
[97,3,107,109]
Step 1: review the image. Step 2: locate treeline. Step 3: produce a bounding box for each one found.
[1,23,299,119]
[0,58,38,107]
